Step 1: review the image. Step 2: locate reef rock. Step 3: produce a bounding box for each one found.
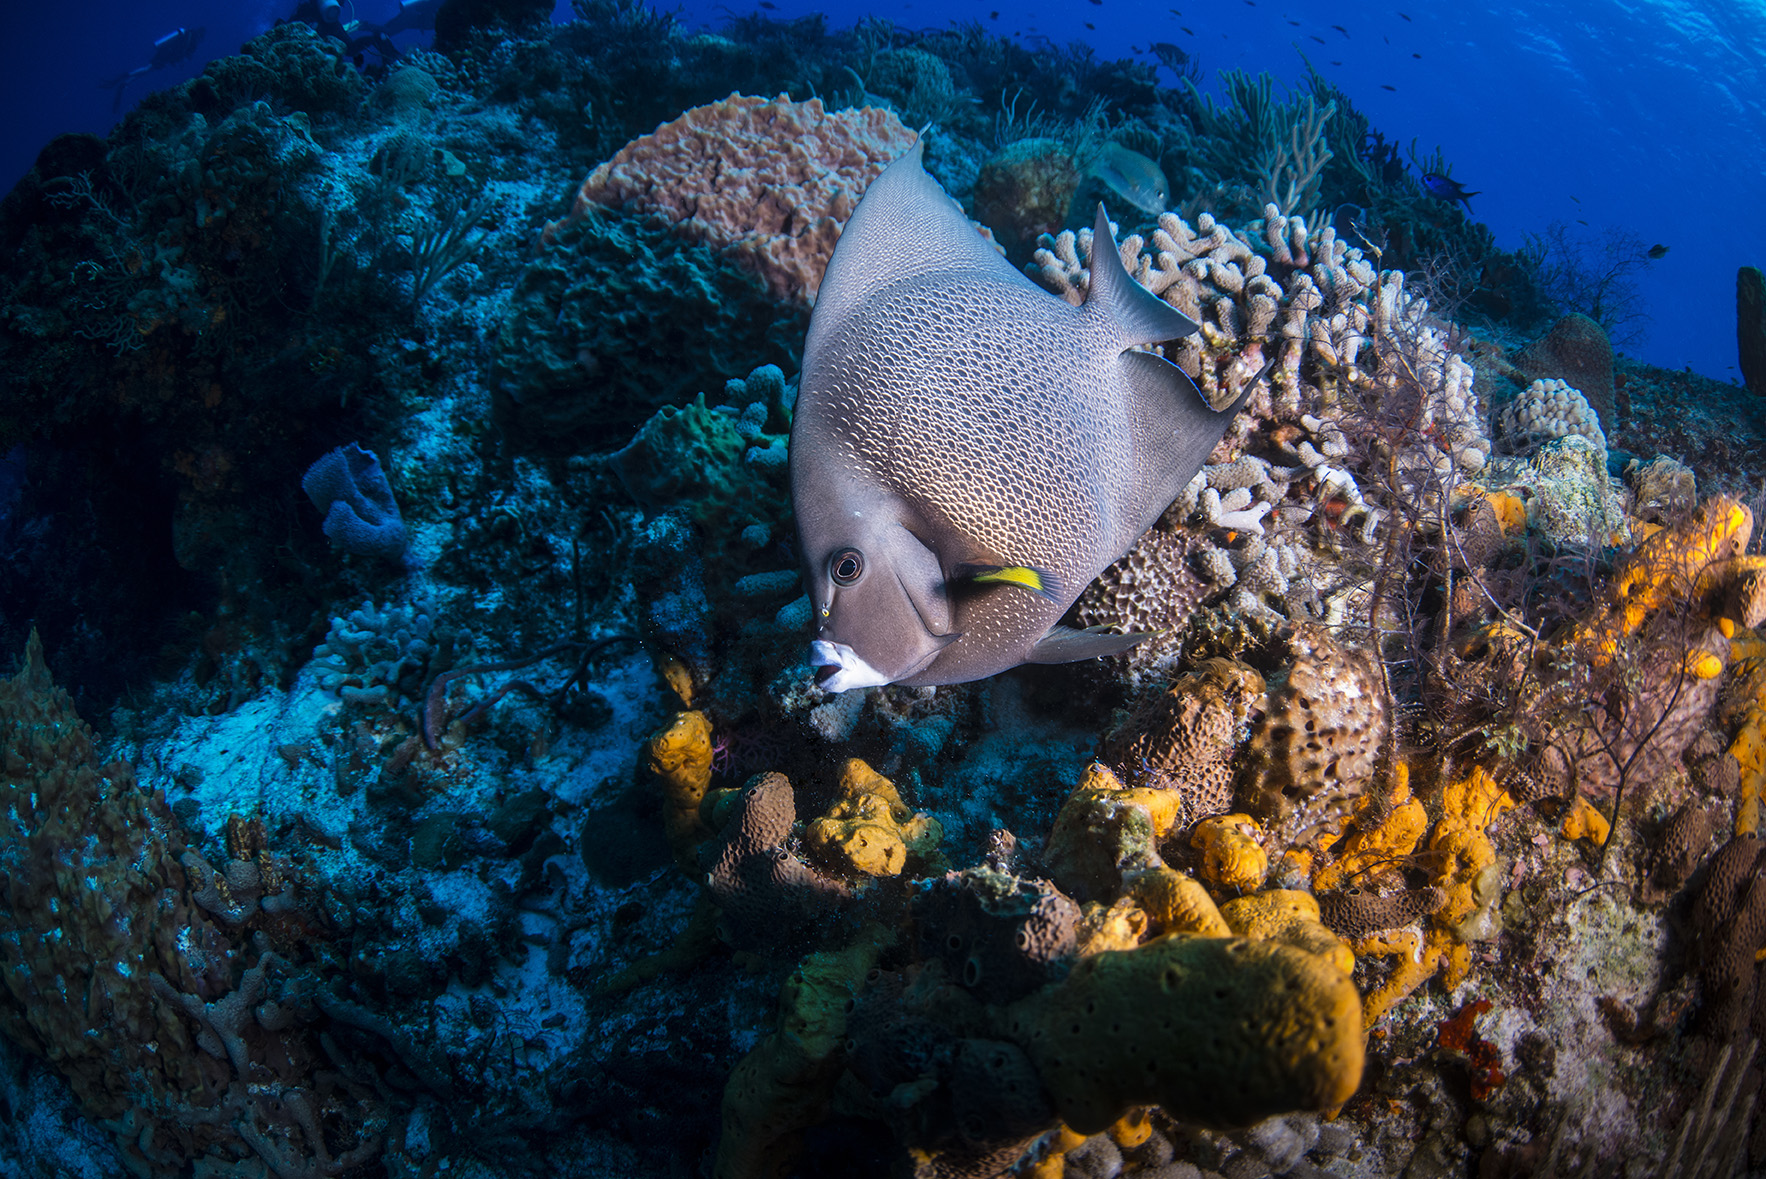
[1514,312,1617,433]
[1740,265,1766,396]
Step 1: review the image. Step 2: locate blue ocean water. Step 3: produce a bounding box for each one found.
[4,0,1762,381]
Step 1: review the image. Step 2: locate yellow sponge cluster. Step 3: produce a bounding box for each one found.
[1573,495,1752,662]
[804,759,943,877]
[1357,765,1514,1027]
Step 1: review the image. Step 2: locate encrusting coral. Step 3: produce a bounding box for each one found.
[543,92,915,304]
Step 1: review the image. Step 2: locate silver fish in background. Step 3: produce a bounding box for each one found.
[790,137,1242,692]
[1088,141,1171,215]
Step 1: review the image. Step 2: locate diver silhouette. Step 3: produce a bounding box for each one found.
[99,26,206,114]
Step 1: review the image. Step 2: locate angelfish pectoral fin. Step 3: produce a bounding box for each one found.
[1026,624,1155,664]
[955,563,1060,602]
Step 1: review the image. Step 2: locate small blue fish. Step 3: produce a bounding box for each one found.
[1420,172,1480,212]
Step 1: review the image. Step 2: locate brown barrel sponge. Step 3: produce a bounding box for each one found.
[1000,933,1363,1133]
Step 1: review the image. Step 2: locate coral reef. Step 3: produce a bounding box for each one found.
[2,12,1763,1179]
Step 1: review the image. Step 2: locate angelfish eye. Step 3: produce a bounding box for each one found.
[830,548,864,586]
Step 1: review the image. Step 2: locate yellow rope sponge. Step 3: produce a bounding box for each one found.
[1312,761,1428,893]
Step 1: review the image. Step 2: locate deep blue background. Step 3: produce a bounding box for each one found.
[5,0,1762,383]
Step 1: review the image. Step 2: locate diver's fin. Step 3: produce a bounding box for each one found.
[1084,203,1200,347]
[1026,624,1152,664]
[954,563,1060,602]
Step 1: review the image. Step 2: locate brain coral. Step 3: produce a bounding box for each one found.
[544,93,916,305]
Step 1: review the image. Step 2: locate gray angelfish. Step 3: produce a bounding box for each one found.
[790,136,1242,692]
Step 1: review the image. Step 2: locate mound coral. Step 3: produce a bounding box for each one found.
[543,93,915,304]
[703,772,854,952]
[1097,656,1262,818]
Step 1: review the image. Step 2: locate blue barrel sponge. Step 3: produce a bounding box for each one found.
[302,442,408,562]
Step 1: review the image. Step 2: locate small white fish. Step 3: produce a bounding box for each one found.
[1087,142,1171,215]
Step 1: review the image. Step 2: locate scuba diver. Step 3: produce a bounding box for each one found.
[100,26,206,113]
[285,0,402,71]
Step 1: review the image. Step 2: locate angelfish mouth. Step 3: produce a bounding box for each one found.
[809,640,892,693]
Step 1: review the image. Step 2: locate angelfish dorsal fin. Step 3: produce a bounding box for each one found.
[1083,203,1200,348]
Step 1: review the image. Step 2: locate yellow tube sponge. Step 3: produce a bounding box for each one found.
[1044,763,1179,900]
[1002,933,1364,1133]
[715,934,885,1179]
[1560,795,1612,845]
[1191,813,1269,894]
[646,710,715,868]
[804,758,943,878]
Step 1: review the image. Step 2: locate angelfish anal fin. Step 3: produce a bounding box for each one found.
[955,563,1060,602]
[1026,624,1154,665]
